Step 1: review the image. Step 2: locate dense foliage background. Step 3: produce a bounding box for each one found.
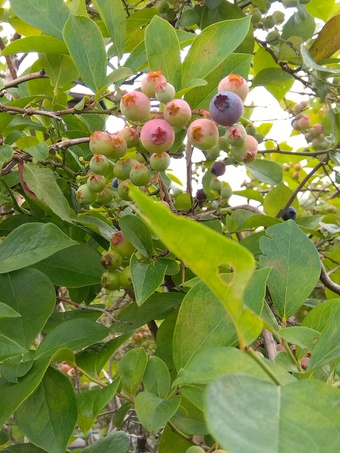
[0,0,340,452]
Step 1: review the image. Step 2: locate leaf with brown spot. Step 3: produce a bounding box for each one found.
[309,14,340,61]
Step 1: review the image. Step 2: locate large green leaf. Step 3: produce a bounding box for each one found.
[130,255,167,306]
[77,378,121,434]
[259,221,321,321]
[174,347,295,388]
[82,431,130,453]
[0,269,55,349]
[0,357,50,427]
[16,367,77,453]
[35,319,109,360]
[119,215,153,259]
[205,374,340,453]
[129,187,263,347]
[39,53,79,89]
[263,182,297,217]
[10,0,70,40]
[158,425,192,453]
[22,164,72,221]
[307,308,340,371]
[303,299,340,333]
[63,15,107,93]
[143,356,170,399]
[93,0,126,59]
[0,336,27,362]
[243,267,271,315]
[119,347,147,395]
[252,68,295,101]
[182,17,251,86]
[32,244,103,288]
[173,280,237,371]
[246,159,283,186]
[0,303,20,319]
[135,392,181,434]
[1,36,68,55]
[145,16,181,90]
[2,444,47,452]
[0,223,76,274]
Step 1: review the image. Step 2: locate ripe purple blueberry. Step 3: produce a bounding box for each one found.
[209,91,244,127]
[211,161,226,176]
[187,118,219,150]
[140,118,175,154]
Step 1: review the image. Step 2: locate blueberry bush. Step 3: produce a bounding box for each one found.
[0,0,340,452]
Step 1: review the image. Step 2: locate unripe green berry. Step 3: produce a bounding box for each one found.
[89,154,109,175]
[141,71,167,98]
[185,447,205,453]
[110,231,136,257]
[251,10,262,24]
[120,266,133,288]
[273,10,285,24]
[263,15,276,29]
[150,152,171,172]
[221,184,232,199]
[114,158,138,180]
[110,134,128,159]
[206,145,221,160]
[210,177,222,192]
[155,82,176,103]
[118,127,140,148]
[156,0,170,13]
[75,184,97,204]
[129,163,151,186]
[87,174,107,193]
[89,131,115,157]
[101,270,121,291]
[101,250,122,270]
[117,179,132,201]
[96,187,113,204]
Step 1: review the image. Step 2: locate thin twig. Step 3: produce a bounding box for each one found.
[320,261,340,295]
[0,70,48,91]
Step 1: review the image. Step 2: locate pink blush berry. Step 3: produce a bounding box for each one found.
[120,91,151,122]
[164,99,192,128]
[141,71,167,98]
[140,119,175,154]
[218,73,249,101]
[187,118,219,151]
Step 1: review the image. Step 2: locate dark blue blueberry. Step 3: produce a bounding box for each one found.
[282,206,297,221]
[196,188,206,202]
[111,178,119,188]
[211,161,226,176]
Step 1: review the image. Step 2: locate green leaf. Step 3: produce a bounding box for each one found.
[129,187,263,347]
[63,15,107,93]
[307,309,340,370]
[2,444,47,453]
[39,53,79,89]
[0,269,55,349]
[301,44,340,74]
[77,378,121,434]
[0,357,50,427]
[145,16,181,90]
[303,299,340,333]
[10,0,70,40]
[182,17,251,86]
[24,142,49,160]
[158,425,192,453]
[143,356,170,399]
[173,280,237,371]
[252,68,295,101]
[279,326,320,351]
[0,336,27,362]
[35,319,109,360]
[16,367,77,453]
[135,392,181,434]
[119,215,153,259]
[263,182,298,217]
[130,255,167,306]
[32,244,103,288]
[22,164,72,221]
[1,36,68,55]
[206,375,340,453]
[246,159,283,185]
[243,267,271,315]
[282,11,315,41]
[82,431,130,453]
[174,347,296,387]
[93,0,126,58]
[0,145,13,167]
[0,223,76,274]
[306,0,335,21]
[111,292,184,334]
[0,303,20,319]
[259,221,321,321]
[119,347,147,396]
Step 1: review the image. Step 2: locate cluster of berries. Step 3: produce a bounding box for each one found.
[101,231,135,291]
[291,101,328,151]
